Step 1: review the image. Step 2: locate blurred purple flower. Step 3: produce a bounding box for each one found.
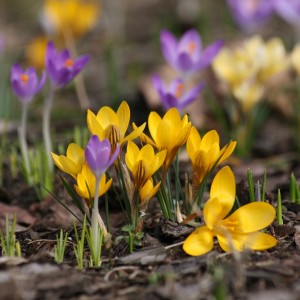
[160,29,223,74]
[85,135,120,178]
[227,0,273,32]
[46,41,89,89]
[10,64,46,103]
[272,0,300,27]
[152,75,204,111]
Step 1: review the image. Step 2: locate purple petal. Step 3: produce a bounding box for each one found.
[85,136,114,178]
[176,52,194,72]
[160,93,179,110]
[272,0,300,26]
[179,82,205,110]
[46,41,56,68]
[228,0,273,31]
[152,74,165,93]
[34,71,47,94]
[11,64,23,79]
[160,29,178,68]
[109,143,120,166]
[168,78,183,95]
[196,40,223,70]
[177,29,202,61]
[71,55,90,77]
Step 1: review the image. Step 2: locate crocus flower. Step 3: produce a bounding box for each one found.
[183,166,277,256]
[85,135,120,179]
[139,179,161,209]
[227,0,273,32]
[75,163,112,206]
[138,108,192,174]
[213,35,288,112]
[46,41,89,89]
[160,29,223,74]
[125,141,166,189]
[51,143,85,179]
[87,101,146,152]
[186,127,236,189]
[272,0,300,27]
[10,64,46,103]
[42,0,100,38]
[152,75,205,111]
[26,36,50,70]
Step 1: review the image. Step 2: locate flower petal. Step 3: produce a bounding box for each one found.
[117,101,130,137]
[183,226,214,256]
[226,202,276,233]
[209,166,236,218]
[217,231,277,252]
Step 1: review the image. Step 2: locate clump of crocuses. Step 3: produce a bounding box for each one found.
[152,28,222,113]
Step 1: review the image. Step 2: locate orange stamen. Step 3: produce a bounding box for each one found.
[188,42,196,54]
[175,83,183,98]
[20,74,29,84]
[64,58,74,67]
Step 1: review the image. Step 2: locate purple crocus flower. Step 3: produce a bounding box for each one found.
[152,75,204,111]
[10,64,46,103]
[272,0,300,27]
[160,29,223,75]
[227,0,273,32]
[85,135,120,178]
[46,41,90,89]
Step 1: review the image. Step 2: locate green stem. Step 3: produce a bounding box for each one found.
[18,102,32,184]
[91,175,107,254]
[43,88,55,172]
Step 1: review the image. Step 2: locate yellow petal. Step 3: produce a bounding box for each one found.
[209,166,236,218]
[97,106,119,129]
[87,109,104,139]
[217,231,277,252]
[148,111,162,143]
[116,101,130,137]
[125,141,139,171]
[203,197,224,230]
[183,226,214,256]
[122,122,146,145]
[218,140,237,165]
[51,152,63,170]
[226,202,276,233]
[199,130,219,152]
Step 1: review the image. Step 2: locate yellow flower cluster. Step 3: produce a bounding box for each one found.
[213,35,288,112]
[51,101,277,256]
[43,0,100,38]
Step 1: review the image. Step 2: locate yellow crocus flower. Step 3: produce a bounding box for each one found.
[139,178,161,209]
[183,166,277,256]
[43,0,100,38]
[25,36,50,70]
[232,80,264,112]
[75,163,112,206]
[87,101,146,152]
[146,108,192,172]
[186,127,236,188]
[244,36,288,83]
[51,143,85,178]
[125,141,166,189]
[213,48,255,87]
[213,35,288,113]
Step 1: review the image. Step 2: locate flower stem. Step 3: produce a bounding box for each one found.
[43,88,55,172]
[92,175,107,253]
[18,102,32,184]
